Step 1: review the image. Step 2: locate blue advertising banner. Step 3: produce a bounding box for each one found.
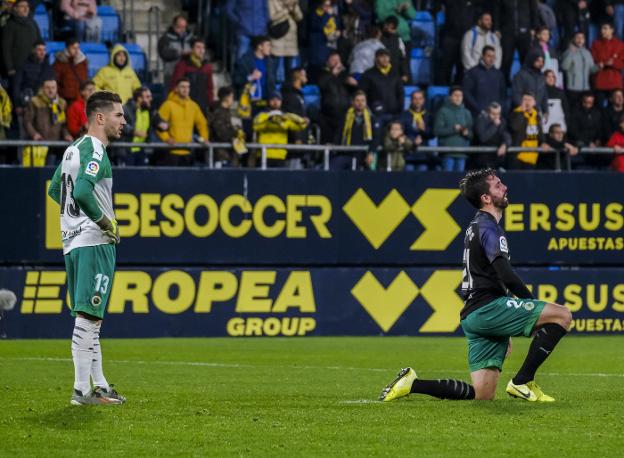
[2,169,624,265]
[2,266,624,338]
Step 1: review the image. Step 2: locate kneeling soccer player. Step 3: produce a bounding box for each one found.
[48,91,127,405]
[380,169,572,402]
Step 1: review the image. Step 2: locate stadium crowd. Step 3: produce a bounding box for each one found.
[3,0,624,171]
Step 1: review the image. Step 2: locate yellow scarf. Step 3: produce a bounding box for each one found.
[516,107,539,165]
[409,109,425,128]
[342,107,372,145]
[190,54,202,68]
[47,96,66,125]
[378,64,392,75]
[324,16,337,37]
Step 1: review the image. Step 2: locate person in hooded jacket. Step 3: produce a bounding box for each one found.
[512,47,549,115]
[93,44,141,103]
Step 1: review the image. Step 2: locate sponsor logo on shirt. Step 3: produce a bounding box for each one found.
[499,236,508,253]
[85,161,100,177]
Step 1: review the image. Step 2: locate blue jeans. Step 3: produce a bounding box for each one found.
[615,5,624,41]
[275,56,300,83]
[441,156,466,172]
[237,35,252,59]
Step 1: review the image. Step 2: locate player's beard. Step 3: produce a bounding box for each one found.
[493,193,509,209]
[106,125,122,142]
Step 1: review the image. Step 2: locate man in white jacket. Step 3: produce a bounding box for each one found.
[461,12,502,71]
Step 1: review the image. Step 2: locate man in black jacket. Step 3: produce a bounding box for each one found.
[380,16,410,83]
[568,91,610,168]
[12,41,54,112]
[210,86,244,167]
[281,67,310,144]
[494,0,539,84]
[603,88,624,142]
[462,45,507,118]
[473,102,511,169]
[433,0,485,85]
[120,86,157,166]
[511,48,548,115]
[157,14,194,86]
[358,48,404,131]
[318,51,357,144]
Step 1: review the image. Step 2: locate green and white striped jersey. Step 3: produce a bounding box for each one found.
[53,135,115,255]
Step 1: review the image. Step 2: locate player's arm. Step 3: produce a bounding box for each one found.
[481,225,533,299]
[47,164,62,204]
[491,257,533,299]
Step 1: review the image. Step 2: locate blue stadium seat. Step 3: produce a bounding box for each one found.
[510,50,521,79]
[409,48,431,85]
[45,41,66,64]
[98,5,121,43]
[435,11,445,27]
[426,85,449,112]
[302,85,320,112]
[403,85,420,110]
[124,43,148,80]
[34,4,50,40]
[82,43,110,78]
[411,11,435,48]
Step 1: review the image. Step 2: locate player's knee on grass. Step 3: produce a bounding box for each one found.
[471,368,499,400]
[536,303,572,330]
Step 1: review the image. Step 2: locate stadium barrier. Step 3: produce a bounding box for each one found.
[0,140,617,171]
[2,266,624,338]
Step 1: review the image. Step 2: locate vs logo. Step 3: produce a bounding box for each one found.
[343,188,461,251]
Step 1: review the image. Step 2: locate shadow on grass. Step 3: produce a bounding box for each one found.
[23,405,102,431]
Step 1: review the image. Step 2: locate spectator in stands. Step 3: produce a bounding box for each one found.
[461,12,501,71]
[543,69,569,133]
[473,102,511,170]
[59,0,101,42]
[0,81,11,140]
[433,86,473,172]
[120,86,154,166]
[23,78,72,165]
[375,0,415,45]
[53,38,88,106]
[494,0,539,84]
[568,92,609,168]
[12,41,54,112]
[210,86,245,167]
[537,0,558,48]
[268,0,303,82]
[508,92,549,170]
[158,14,194,87]
[435,0,484,85]
[605,1,624,43]
[252,91,308,167]
[557,0,590,48]
[309,0,342,83]
[462,45,506,118]
[560,31,597,108]
[66,79,94,138]
[359,48,404,126]
[226,0,269,59]
[400,89,433,171]
[339,0,374,52]
[170,38,214,113]
[93,44,141,103]
[380,120,413,171]
[603,88,624,142]
[607,113,624,171]
[281,67,310,144]
[591,21,624,107]
[538,123,579,170]
[318,51,357,144]
[233,36,276,102]
[349,25,385,77]
[512,48,548,115]
[380,16,409,83]
[532,26,560,85]
[156,77,209,166]
[1,0,41,95]
[338,90,377,170]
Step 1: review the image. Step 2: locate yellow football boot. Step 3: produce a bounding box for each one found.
[379,368,417,402]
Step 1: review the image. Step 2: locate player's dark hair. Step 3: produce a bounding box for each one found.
[86,91,122,119]
[459,168,497,209]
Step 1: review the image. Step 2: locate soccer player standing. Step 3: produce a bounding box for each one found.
[380,169,572,402]
[48,91,126,405]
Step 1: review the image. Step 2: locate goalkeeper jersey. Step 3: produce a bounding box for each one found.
[50,135,114,255]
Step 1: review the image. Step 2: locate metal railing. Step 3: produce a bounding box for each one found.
[0,141,618,171]
[147,5,162,82]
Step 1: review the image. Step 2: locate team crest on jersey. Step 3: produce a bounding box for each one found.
[85,161,100,177]
[91,295,102,307]
[499,236,509,253]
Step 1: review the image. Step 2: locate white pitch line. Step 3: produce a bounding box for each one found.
[2,357,624,378]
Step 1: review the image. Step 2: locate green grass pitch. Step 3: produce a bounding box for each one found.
[2,336,624,456]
